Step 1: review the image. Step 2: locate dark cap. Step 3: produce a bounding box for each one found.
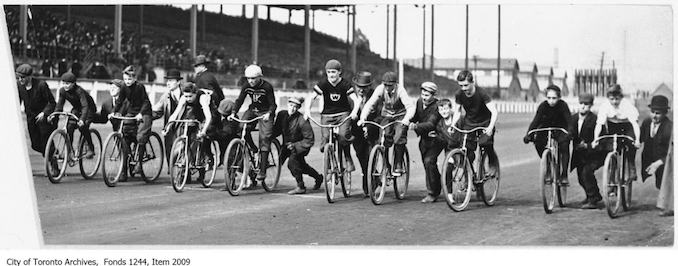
[182,82,198,94]
[288,96,304,106]
[606,84,623,97]
[15,64,33,77]
[164,69,183,80]
[578,93,594,105]
[109,79,124,88]
[193,55,208,67]
[217,99,236,116]
[648,95,670,111]
[123,65,136,76]
[324,59,342,70]
[381,71,398,86]
[61,72,77,83]
[352,71,373,87]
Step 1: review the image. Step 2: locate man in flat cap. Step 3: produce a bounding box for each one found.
[569,93,604,209]
[16,63,57,156]
[640,95,673,189]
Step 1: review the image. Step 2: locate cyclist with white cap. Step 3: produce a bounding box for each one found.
[229,64,277,187]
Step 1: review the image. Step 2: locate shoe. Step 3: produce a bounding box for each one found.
[659,210,674,217]
[421,195,437,203]
[244,181,257,190]
[133,163,143,175]
[319,145,324,153]
[196,176,204,184]
[256,172,266,181]
[312,176,323,190]
[581,202,598,209]
[580,198,590,205]
[287,187,306,195]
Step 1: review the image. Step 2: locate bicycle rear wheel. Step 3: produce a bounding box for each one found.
[540,149,556,214]
[199,139,219,188]
[141,131,164,183]
[367,146,387,205]
[262,138,282,192]
[224,139,248,196]
[393,148,410,200]
[602,152,622,218]
[441,149,472,211]
[323,143,338,203]
[78,129,102,179]
[45,129,70,183]
[170,138,189,192]
[102,133,126,187]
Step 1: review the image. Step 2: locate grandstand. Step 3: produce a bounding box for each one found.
[5,5,459,96]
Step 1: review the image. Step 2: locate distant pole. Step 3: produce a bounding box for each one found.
[139,5,144,37]
[351,5,357,73]
[66,5,71,23]
[465,5,469,70]
[220,5,223,24]
[252,5,259,64]
[312,10,315,29]
[393,5,398,73]
[201,5,205,42]
[421,5,426,71]
[20,5,27,57]
[288,9,292,24]
[430,5,435,80]
[497,5,501,91]
[386,5,390,61]
[304,5,311,82]
[267,6,271,21]
[114,5,122,57]
[242,5,246,18]
[190,5,197,59]
[346,6,350,64]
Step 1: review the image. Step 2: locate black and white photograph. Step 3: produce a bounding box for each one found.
[0,0,675,262]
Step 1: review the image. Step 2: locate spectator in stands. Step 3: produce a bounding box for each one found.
[71,59,83,78]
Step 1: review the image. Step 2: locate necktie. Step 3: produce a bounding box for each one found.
[651,123,660,138]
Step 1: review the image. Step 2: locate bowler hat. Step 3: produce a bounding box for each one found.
[578,93,594,105]
[218,99,236,116]
[193,55,208,67]
[352,71,373,87]
[648,95,670,110]
[61,72,77,83]
[382,71,397,86]
[164,69,183,80]
[15,64,33,77]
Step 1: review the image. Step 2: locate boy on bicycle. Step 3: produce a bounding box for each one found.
[229,64,276,187]
[450,70,499,176]
[592,85,641,181]
[305,59,360,173]
[110,66,153,175]
[358,71,415,176]
[53,72,97,158]
[523,85,572,185]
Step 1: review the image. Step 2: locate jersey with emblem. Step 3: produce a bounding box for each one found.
[233,79,277,115]
[314,78,354,115]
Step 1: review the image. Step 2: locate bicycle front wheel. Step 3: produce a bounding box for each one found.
[140,131,164,183]
[224,139,248,196]
[262,138,282,192]
[393,147,410,200]
[323,143,338,203]
[479,149,500,206]
[367,145,387,205]
[78,129,102,179]
[102,133,126,187]
[441,149,472,211]
[602,152,622,218]
[45,129,70,183]
[199,139,219,188]
[170,137,189,192]
[540,149,556,214]
[622,154,633,211]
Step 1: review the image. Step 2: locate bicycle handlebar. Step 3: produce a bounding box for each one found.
[527,127,569,136]
[452,125,488,134]
[308,116,351,128]
[109,115,142,121]
[48,112,79,121]
[362,120,409,130]
[593,134,636,143]
[229,115,266,124]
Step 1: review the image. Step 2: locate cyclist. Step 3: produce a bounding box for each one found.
[110,65,153,175]
[168,83,216,182]
[350,71,380,197]
[304,59,360,173]
[358,71,415,176]
[409,82,444,203]
[229,64,277,188]
[53,72,97,158]
[523,85,572,185]
[273,97,322,195]
[592,84,640,181]
[450,70,499,176]
[569,93,604,209]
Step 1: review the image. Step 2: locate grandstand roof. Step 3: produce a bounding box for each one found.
[269,5,349,12]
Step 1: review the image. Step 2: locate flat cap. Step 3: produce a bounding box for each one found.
[15,64,33,77]
[61,72,77,83]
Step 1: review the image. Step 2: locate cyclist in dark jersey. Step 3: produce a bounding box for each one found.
[53,72,96,158]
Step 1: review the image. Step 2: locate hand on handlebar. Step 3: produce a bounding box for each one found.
[484,126,494,136]
[77,120,85,127]
[134,113,143,121]
[349,112,358,121]
[227,114,235,121]
[357,119,365,127]
[262,113,271,121]
[634,140,641,149]
[399,119,410,127]
[35,112,45,122]
[591,140,599,149]
[522,134,532,144]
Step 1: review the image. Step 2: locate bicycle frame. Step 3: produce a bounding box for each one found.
[164,119,203,167]
[451,125,489,182]
[526,127,569,171]
[47,112,81,160]
[230,115,266,168]
[308,116,351,160]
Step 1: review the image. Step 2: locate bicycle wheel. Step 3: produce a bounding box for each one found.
[323,143,338,203]
[45,129,70,183]
[367,146,387,205]
[338,145,351,198]
[393,147,410,200]
[141,131,164,183]
[170,137,189,192]
[540,149,556,214]
[102,133,126,187]
[262,138,282,192]
[78,129,102,179]
[479,149,500,206]
[441,149,473,211]
[224,139,248,196]
[199,139,219,188]
[622,156,633,211]
[602,152,622,218]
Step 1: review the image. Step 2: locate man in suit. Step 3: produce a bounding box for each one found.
[569,93,604,209]
[15,64,57,156]
[152,69,183,164]
[95,79,128,131]
[640,95,673,189]
[350,71,380,197]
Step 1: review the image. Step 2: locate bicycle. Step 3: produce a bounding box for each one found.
[101,115,164,187]
[308,116,353,203]
[44,112,102,183]
[441,126,501,212]
[362,120,410,205]
[164,119,220,192]
[526,127,569,214]
[223,115,282,196]
[594,134,636,218]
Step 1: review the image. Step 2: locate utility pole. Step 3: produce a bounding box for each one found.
[465,5,469,70]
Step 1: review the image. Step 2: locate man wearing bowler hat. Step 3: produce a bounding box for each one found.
[351,71,380,196]
[640,95,673,189]
[569,93,605,209]
[15,63,57,156]
[152,69,184,164]
[193,55,225,107]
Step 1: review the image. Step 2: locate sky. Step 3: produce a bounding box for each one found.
[178,3,673,92]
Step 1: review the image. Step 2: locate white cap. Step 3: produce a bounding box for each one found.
[244,65,263,78]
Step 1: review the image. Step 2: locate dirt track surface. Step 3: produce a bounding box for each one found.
[27,114,673,246]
